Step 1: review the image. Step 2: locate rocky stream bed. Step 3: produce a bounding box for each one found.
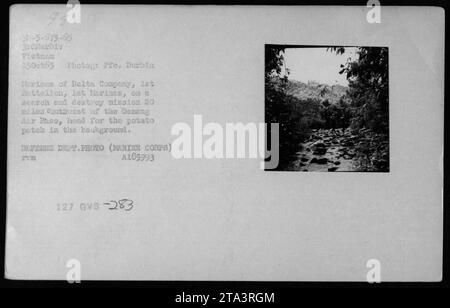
[283,128,389,172]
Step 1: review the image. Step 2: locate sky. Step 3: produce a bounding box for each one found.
[282,47,358,86]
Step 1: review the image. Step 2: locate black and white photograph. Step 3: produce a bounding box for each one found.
[265,45,389,172]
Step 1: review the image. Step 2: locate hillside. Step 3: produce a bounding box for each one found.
[285,79,348,104]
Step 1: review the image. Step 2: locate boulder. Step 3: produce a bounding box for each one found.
[313,148,327,155]
[313,142,326,148]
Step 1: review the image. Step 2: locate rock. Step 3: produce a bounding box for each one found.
[300,157,309,162]
[311,157,328,164]
[333,161,341,165]
[313,148,327,155]
[343,141,354,146]
[328,167,338,172]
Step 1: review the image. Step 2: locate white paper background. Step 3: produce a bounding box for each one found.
[7,5,444,281]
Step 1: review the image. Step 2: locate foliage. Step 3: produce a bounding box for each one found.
[265,46,285,79]
[265,46,307,164]
[317,101,352,129]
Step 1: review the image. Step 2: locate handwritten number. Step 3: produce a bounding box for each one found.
[119,199,134,211]
[106,200,118,210]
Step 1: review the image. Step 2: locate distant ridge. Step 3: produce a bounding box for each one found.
[285,79,348,104]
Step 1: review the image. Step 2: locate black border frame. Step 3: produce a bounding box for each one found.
[0,0,447,293]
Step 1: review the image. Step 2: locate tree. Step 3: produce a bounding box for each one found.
[265,46,286,79]
[265,46,307,168]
